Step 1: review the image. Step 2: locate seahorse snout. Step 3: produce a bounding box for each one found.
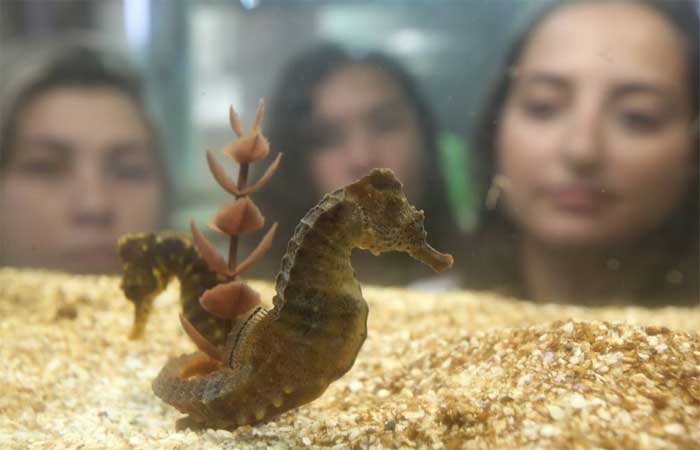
[409,241,454,273]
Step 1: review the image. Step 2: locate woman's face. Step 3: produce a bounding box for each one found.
[307,62,425,201]
[496,2,694,250]
[0,87,165,273]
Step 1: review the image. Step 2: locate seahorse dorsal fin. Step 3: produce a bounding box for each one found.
[226,306,269,368]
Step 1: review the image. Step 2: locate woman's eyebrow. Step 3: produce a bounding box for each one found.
[107,139,152,155]
[514,71,571,91]
[18,136,73,154]
[369,96,410,116]
[609,81,674,101]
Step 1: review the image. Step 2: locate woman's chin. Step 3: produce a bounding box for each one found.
[529,224,630,252]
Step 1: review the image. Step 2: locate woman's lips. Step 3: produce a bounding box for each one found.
[62,245,119,270]
[549,184,613,213]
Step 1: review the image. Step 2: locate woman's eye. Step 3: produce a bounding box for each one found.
[112,164,153,181]
[619,110,664,132]
[108,145,158,182]
[371,116,403,136]
[522,99,559,120]
[371,109,404,133]
[16,158,67,178]
[312,126,345,150]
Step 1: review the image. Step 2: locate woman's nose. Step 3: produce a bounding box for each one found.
[70,164,113,226]
[560,101,605,173]
[345,128,375,167]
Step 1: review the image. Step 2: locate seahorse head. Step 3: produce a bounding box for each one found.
[346,168,453,273]
[118,233,162,296]
[117,233,166,338]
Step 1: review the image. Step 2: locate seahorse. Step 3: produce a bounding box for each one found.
[118,231,230,346]
[118,168,453,429]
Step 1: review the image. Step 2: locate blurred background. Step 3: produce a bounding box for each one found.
[0,0,536,233]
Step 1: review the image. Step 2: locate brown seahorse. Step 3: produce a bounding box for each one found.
[118,168,453,429]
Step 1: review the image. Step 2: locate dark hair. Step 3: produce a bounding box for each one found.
[463,0,699,304]
[255,42,455,283]
[0,45,170,220]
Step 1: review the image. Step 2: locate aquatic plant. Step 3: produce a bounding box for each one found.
[184,100,281,359]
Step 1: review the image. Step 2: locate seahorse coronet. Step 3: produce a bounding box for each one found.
[118,168,452,429]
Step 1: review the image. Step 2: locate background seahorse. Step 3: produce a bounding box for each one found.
[118,231,229,346]
[118,168,453,429]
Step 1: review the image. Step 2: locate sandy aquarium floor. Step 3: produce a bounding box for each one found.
[1,267,699,450]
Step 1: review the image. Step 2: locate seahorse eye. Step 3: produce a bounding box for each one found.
[385,197,402,216]
[368,169,401,192]
[122,268,157,300]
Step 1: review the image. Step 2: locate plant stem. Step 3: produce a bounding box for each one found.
[228,162,250,273]
[224,162,249,335]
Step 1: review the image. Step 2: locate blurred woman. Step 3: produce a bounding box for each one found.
[461,0,699,305]
[255,43,457,286]
[0,45,168,274]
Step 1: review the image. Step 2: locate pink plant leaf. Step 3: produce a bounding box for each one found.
[239,152,283,196]
[199,281,262,319]
[191,220,230,276]
[229,105,244,137]
[221,132,270,164]
[206,150,241,197]
[209,198,265,236]
[253,99,265,131]
[233,223,278,277]
[179,313,223,362]
[220,134,251,161]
